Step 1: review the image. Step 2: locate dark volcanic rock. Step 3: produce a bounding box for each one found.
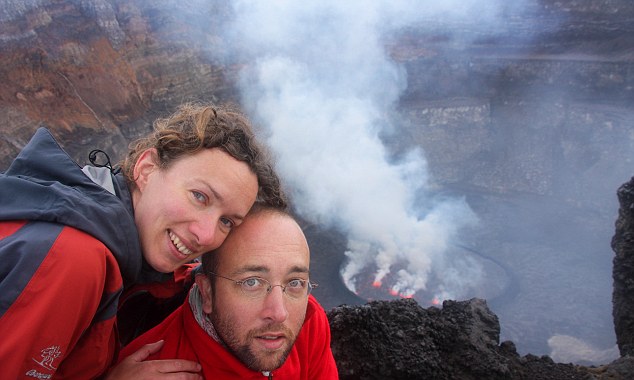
[328,298,508,379]
[327,297,633,380]
[611,177,634,357]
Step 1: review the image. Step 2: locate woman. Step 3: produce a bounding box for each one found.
[0,103,285,379]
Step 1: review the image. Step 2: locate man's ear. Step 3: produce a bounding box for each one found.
[133,148,159,191]
[195,273,214,314]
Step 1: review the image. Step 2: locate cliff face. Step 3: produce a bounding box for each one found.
[389,0,634,210]
[2,0,632,203]
[0,0,238,168]
[2,0,632,181]
[1,0,141,162]
[612,178,634,357]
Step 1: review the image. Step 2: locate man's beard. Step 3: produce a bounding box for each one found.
[211,310,298,372]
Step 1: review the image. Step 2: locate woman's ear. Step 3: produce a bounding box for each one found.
[195,273,214,314]
[133,148,159,191]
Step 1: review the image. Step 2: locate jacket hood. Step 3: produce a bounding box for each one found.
[0,127,143,284]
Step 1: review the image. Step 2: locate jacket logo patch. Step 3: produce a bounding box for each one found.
[29,345,62,376]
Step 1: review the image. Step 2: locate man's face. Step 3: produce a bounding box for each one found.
[132,147,258,273]
[198,213,310,372]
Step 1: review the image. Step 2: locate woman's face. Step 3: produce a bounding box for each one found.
[132,148,258,273]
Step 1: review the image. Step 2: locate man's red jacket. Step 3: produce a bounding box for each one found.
[119,294,339,379]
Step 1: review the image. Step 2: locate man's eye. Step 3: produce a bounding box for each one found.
[287,279,305,289]
[243,278,265,289]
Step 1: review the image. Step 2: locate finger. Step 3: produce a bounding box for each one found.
[128,340,165,362]
[154,359,202,374]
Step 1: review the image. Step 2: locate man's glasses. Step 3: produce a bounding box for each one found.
[208,271,318,300]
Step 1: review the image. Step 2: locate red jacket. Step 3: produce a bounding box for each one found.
[0,221,194,379]
[119,295,339,379]
[0,221,122,379]
[0,128,192,379]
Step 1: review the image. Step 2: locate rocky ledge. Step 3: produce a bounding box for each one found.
[327,298,633,380]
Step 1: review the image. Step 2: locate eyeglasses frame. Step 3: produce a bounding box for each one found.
[206,270,318,299]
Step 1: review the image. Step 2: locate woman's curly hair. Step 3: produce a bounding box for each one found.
[120,102,287,209]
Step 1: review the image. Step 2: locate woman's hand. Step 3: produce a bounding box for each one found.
[104,340,202,380]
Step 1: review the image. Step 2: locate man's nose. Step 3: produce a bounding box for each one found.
[262,286,289,323]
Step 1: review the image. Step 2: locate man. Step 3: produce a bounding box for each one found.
[115,205,338,379]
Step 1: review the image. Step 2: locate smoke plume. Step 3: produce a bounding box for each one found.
[221,0,533,300]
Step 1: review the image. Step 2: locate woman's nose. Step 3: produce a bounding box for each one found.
[191,214,225,250]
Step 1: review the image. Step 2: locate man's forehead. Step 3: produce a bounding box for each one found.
[227,261,310,275]
[221,244,310,270]
[216,210,309,267]
[226,213,306,247]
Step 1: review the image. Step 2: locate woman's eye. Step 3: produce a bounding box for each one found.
[192,190,207,203]
[220,217,234,229]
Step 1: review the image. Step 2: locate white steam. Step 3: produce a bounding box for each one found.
[223,0,531,300]
[548,335,619,364]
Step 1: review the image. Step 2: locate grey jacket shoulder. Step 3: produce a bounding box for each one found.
[0,127,142,284]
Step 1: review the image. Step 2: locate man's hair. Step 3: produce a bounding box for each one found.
[201,204,294,285]
[120,102,287,209]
